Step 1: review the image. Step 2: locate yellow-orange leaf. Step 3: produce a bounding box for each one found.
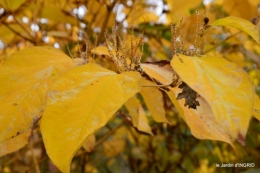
[41,63,141,173]
[168,90,233,145]
[165,0,201,23]
[124,96,153,135]
[103,139,126,157]
[0,130,31,157]
[140,78,168,123]
[0,46,73,143]
[171,54,254,144]
[91,46,111,56]
[141,63,233,145]
[140,63,184,120]
[0,0,26,10]
[212,16,260,43]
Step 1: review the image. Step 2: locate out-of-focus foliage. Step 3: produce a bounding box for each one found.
[1,0,260,173]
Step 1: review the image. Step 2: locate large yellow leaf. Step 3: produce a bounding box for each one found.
[124,96,153,135]
[41,63,141,173]
[212,16,260,43]
[140,78,168,123]
[0,46,73,143]
[168,90,232,145]
[171,54,254,144]
[0,130,31,157]
[141,63,233,145]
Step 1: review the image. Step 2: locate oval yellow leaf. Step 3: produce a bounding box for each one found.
[168,90,233,146]
[141,62,233,145]
[0,46,73,143]
[171,54,254,144]
[0,130,31,157]
[41,63,141,173]
[91,46,111,56]
[124,96,153,135]
[140,78,168,123]
[212,16,260,43]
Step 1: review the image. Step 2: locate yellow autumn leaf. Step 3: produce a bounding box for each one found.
[212,16,260,43]
[41,63,141,173]
[124,96,153,135]
[253,94,260,121]
[141,63,233,145]
[123,5,159,25]
[168,90,233,145]
[103,139,126,157]
[165,0,202,23]
[171,54,254,144]
[41,5,77,25]
[224,52,246,67]
[84,1,115,29]
[0,0,26,10]
[85,164,99,173]
[140,78,168,123]
[0,46,73,143]
[82,134,96,153]
[222,0,255,20]
[0,130,31,157]
[140,63,174,85]
[140,63,183,119]
[91,46,111,56]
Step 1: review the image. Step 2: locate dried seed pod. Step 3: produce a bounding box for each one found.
[204,17,209,25]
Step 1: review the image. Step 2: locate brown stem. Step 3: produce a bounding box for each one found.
[142,82,175,88]
[29,140,41,173]
[203,31,242,54]
[13,16,34,40]
[96,0,118,44]
[239,46,260,69]
[3,22,35,43]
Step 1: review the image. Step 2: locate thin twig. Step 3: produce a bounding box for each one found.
[29,141,41,173]
[203,31,242,54]
[142,82,175,88]
[3,23,35,43]
[239,46,260,69]
[97,0,118,44]
[13,15,34,40]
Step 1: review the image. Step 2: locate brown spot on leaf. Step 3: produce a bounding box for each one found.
[177,82,200,109]
[255,109,260,113]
